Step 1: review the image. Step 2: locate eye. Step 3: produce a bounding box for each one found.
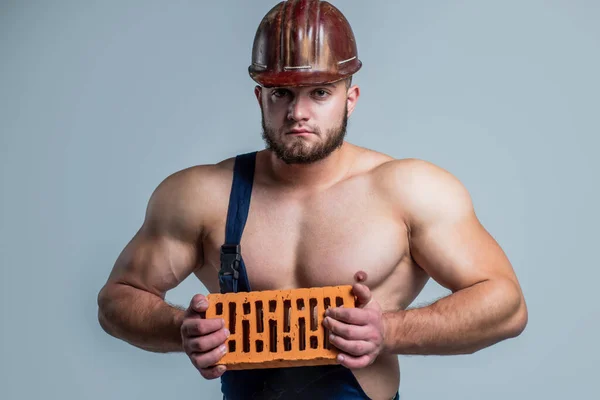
[271,89,289,98]
[312,89,330,98]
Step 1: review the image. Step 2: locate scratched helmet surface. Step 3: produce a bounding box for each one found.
[249,0,362,87]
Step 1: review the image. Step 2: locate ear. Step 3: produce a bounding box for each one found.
[346,84,360,118]
[254,85,263,108]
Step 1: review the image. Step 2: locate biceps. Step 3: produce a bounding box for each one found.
[109,229,201,297]
[409,214,515,292]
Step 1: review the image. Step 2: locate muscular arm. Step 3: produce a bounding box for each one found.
[97,168,206,353]
[382,160,528,355]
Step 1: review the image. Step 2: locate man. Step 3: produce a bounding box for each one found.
[97,1,528,399]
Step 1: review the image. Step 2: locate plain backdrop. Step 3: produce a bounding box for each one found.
[1,1,599,399]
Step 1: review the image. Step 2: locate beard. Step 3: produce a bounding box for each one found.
[261,104,348,165]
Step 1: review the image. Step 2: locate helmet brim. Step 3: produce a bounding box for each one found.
[249,60,362,88]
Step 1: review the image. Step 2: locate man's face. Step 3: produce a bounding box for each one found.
[257,80,352,164]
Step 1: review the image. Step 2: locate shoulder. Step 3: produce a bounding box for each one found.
[143,156,238,235]
[371,157,474,229]
[151,158,234,204]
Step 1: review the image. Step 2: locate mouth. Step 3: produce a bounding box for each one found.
[287,129,314,136]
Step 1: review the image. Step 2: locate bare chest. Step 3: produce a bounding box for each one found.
[202,178,409,292]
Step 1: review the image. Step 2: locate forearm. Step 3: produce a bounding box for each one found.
[98,283,186,353]
[383,278,527,355]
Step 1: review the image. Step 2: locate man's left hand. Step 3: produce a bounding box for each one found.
[322,282,386,369]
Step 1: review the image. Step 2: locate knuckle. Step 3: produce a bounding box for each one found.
[355,343,364,355]
[340,325,351,338]
[192,353,211,370]
[190,353,202,369]
[187,338,203,353]
[367,330,378,342]
[196,339,209,352]
[182,339,192,354]
[195,321,207,335]
[185,340,195,354]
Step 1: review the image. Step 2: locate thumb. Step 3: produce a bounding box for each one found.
[189,294,209,313]
[352,283,373,308]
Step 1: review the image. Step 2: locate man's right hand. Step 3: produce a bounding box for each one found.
[181,294,230,379]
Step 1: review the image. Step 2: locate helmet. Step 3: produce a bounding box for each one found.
[248,0,362,88]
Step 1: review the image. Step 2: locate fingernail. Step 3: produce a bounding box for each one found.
[224,329,230,337]
[220,345,227,354]
[329,334,335,341]
[337,354,345,363]
[195,300,207,309]
[217,365,226,373]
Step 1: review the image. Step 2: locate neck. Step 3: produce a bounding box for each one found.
[264,142,355,189]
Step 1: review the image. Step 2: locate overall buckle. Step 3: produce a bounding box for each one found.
[219,244,241,280]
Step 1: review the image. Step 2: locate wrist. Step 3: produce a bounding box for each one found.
[381,310,403,354]
[172,308,186,351]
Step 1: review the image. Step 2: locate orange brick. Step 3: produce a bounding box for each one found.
[205,285,355,370]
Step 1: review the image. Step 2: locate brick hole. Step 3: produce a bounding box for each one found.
[243,302,251,314]
[297,298,305,310]
[242,320,250,352]
[228,303,236,334]
[269,320,277,352]
[256,340,263,353]
[336,297,344,307]
[284,337,292,351]
[256,301,264,333]
[269,300,277,312]
[284,300,291,332]
[310,336,318,349]
[309,298,318,331]
[323,297,331,349]
[299,317,306,351]
[228,340,236,353]
[216,302,223,315]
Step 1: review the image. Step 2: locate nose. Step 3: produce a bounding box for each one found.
[287,94,310,122]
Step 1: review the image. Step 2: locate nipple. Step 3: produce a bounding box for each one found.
[354,270,368,283]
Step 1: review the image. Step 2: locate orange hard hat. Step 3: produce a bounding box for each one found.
[248,0,362,87]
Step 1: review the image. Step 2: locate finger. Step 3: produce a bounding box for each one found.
[336,353,373,369]
[190,342,228,370]
[189,294,209,313]
[199,364,227,380]
[328,334,375,357]
[323,317,371,340]
[182,317,225,337]
[185,329,230,354]
[352,283,372,308]
[325,307,370,325]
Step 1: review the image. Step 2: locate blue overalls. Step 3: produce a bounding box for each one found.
[217,151,400,400]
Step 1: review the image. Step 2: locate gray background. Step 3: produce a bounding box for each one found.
[1,0,598,399]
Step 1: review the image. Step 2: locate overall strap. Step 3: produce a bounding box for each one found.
[218,151,257,293]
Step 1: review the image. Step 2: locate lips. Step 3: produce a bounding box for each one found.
[288,128,313,134]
